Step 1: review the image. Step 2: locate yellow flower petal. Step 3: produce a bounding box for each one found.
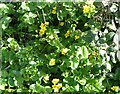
[49,58,55,66]
[52,10,56,14]
[59,22,64,26]
[45,21,49,25]
[57,83,62,88]
[75,35,80,40]
[40,23,44,28]
[52,84,56,88]
[52,79,59,85]
[65,30,70,38]
[39,29,45,36]
[52,83,62,92]
[42,26,47,31]
[52,84,57,92]
[61,48,68,55]
[53,7,57,10]
[111,86,119,91]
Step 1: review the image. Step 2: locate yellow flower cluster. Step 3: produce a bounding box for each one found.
[75,35,80,40]
[83,5,90,13]
[39,22,49,36]
[52,7,57,14]
[61,48,68,55]
[52,79,62,92]
[59,22,64,26]
[65,30,70,38]
[49,58,55,66]
[111,86,119,91]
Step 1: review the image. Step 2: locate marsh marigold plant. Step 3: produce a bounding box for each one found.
[1,2,119,93]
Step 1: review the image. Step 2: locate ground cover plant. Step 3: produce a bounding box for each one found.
[0,0,120,93]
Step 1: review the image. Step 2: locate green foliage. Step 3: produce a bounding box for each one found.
[1,1,120,93]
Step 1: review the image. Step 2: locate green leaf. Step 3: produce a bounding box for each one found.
[106,32,115,41]
[76,47,84,59]
[114,68,120,80]
[113,33,118,47]
[74,84,79,91]
[117,51,120,61]
[63,2,73,8]
[8,78,14,87]
[37,2,47,9]
[105,62,111,72]
[14,76,24,87]
[1,16,11,30]
[82,46,89,58]
[45,86,52,92]
[107,20,117,31]
[2,70,8,78]
[78,79,86,86]
[0,84,5,90]
[62,84,75,92]
[35,84,46,92]
[29,61,36,65]
[70,61,79,70]
[110,3,118,12]
[110,52,116,63]
[57,7,68,21]
[70,57,79,70]
[7,38,14,42]
[30,84,36,92]
[0,78,7,90]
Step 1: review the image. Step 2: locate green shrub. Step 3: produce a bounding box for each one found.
[1,1,120,93]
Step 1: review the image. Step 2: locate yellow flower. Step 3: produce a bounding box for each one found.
[39,26,47,36]
[57,83,62,88]
[49,58,55,66]
[83,5,90,13]
[65,30,70,38]
[52,78,59,85]
[59,22,64,26]
[44,74,49,81]
[75,35,80,40]
[39,22,47,36]
[45,21,49,25]
[39,29,45,36]
[53,7,57,10]
[52,7,57,14]
[52,83,62,92]
[52,84,59,92]
[61,48,68,55]
[111,86,119,91]
[40,23,45,28]
[42,26,47,31]
[52,10,56,14]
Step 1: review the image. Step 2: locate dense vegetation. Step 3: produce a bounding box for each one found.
[1,1,120,93]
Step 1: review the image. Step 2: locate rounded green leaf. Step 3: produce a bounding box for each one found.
[79,79,86,86]
[82,46,89,58]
